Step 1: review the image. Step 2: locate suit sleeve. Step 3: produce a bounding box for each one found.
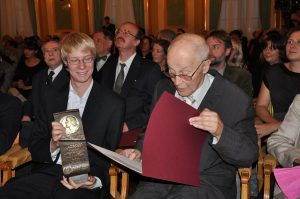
[268,95,300,168]
[212,96,258,167]
[0,95,22,155]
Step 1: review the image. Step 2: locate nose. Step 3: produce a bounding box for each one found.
[173,75,183,85]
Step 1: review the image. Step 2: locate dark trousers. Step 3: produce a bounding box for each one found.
[0,164,102,199]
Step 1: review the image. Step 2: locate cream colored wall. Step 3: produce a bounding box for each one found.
[144,0,206,36]
[34,0,92,40]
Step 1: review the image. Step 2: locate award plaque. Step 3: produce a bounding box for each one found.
[54,109,90,184]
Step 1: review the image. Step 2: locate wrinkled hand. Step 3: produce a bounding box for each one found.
[120,149,141,161]
[189,108,224,140]
[61,176,96,190]
[51,122,66,151]
[255,122,280,139]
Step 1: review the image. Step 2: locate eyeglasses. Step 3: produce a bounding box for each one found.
[115,29,138,39]
[67,55,94,65]
[287,39,300,47]
[165,60,206,81]
[43,48,60,55]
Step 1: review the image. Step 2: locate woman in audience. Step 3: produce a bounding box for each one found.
[227,36,247,69]
[10,37,45,99]
[152,39,170,73]
[140,36,153,60]
[255,28,300,138]
[253,31,285,97]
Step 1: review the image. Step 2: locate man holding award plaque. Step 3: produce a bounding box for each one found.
[0,33,125,199]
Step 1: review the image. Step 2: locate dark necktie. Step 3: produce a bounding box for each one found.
[46,71,55,86]
[114,63,126,94]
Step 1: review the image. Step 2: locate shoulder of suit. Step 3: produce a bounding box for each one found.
[225,66,251,78]
[213,74,250,100]
[0,92,22,107]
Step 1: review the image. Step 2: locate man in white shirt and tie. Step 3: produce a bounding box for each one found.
[100,22,161,132]
[92,30,114,82]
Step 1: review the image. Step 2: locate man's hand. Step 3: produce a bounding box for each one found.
[122,123,129,132]
[189,108,224,140]
[61,176,97,189]
[51,122,66,152]
[120,149,141,161]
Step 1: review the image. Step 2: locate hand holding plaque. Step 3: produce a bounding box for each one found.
[54,109,90,184]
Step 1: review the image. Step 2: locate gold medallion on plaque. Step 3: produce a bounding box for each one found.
[60,115,80,135]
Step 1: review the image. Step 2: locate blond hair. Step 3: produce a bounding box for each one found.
[60,32,96,61]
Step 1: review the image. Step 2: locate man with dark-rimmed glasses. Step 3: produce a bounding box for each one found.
[100,22,161,133]
[122,33,258,199]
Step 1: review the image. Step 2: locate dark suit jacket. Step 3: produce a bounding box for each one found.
[0,92,22,155]
[136,72,258,199]
[28,80,125,196]
[222,66,253,97]
[99,54,161,130]
[93,55,115,83]
[23,67,70,119]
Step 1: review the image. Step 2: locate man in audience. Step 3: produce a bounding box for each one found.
[0,32,125,199]
[22,37,68,122]
[123,33,258,199]
[92,30,114,81]
[206,30,253,97]
[100,22,161,132]
[20,38,69,147]
[102,16,115,35]
[157,29,176,42]
[268,94,300,198]
[0,91,22,155]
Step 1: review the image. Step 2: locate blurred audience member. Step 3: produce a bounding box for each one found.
[0,91,22,155]
[255,28,300,138]
[152,39,170,73]
[157,29,176,42]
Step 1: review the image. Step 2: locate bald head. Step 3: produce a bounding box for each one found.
[167,33,211,97]
[168,33,209,64]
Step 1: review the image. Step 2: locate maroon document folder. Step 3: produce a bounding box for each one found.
[118,128,143,147]
[142,91,208,186]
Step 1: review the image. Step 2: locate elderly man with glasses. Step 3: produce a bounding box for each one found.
[122,33,258,199]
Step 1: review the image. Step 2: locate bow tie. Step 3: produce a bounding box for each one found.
[96,55,107,62]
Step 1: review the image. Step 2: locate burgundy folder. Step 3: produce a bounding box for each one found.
[141,91,208,186]
[119,128,143,147]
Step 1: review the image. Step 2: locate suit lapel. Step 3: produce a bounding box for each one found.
[198,74,223,111]
[120,55,141,97]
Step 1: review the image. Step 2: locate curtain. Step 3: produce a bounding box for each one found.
[132,0,144,28]
[217,0,261,38]
[260,0,271,30]
[93,0,105,32]
[210,0,222,30]
[0,0,33,37]
[27,0,37,35]
[104,0,135,28]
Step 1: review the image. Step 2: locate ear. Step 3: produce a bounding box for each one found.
[225,48,231,57]
[63,59,68,66]
[134,39,141,47]
[202,59,211,74]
